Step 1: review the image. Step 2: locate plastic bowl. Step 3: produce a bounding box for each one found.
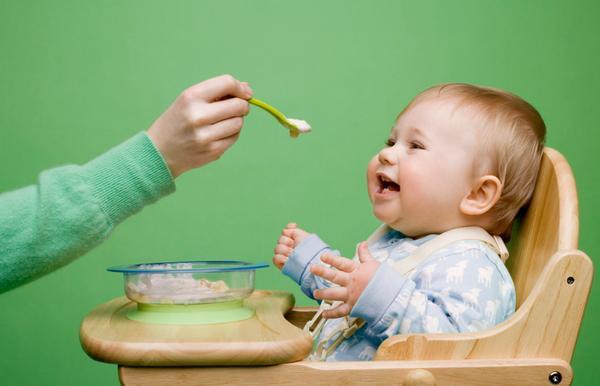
[107,260,269,305]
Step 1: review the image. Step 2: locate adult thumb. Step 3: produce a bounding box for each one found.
[358,242,373,263]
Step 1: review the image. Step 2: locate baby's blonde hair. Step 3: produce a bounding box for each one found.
[406,83,546,240]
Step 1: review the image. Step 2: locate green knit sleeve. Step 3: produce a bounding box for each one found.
[0,132,175,293]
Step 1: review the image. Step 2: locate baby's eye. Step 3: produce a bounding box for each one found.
[385,138,396,147]
[409,141,425,150]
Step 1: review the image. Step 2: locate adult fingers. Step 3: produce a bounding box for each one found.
[198,97,249,125]
[321,253,357,273]
[208,131,241,156]
[323,303,351,319]
[187,74,253,102]
[240,82,252,98]
[313,287,348,302]
[196,116,244,143]
[310,264,350,286]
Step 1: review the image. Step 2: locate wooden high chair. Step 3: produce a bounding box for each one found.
[116,148,593,386]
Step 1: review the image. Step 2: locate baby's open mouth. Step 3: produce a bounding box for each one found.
[377,174,400,193]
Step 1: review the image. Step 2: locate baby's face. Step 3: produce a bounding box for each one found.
[366,96,481,237]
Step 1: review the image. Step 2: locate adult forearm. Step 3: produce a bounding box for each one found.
[0,166,113,292]
[0,132,175,293]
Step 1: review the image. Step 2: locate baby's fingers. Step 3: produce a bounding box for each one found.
[310,264,349,286]
[313,287,348,302]
[323,303,351,319]
[320,253,357,273]
[274,244,293,256]
[278,235,293,247]
[273,254,288,269]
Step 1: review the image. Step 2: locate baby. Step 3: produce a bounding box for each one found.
[273,83,546,361]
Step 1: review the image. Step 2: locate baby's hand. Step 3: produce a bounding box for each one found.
[310,242,380,319]
[147,74,253,178]
[273,223,310,270]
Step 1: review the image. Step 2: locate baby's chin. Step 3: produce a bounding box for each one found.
[371,207,425,236]
[372,208,404,231]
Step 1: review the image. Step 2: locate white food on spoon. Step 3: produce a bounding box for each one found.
[287,118,312,133]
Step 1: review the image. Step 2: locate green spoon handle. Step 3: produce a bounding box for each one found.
[248,97,300,137]
[248,98,287,123]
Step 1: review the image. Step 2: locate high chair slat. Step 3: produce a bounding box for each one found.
[507,148,579,308]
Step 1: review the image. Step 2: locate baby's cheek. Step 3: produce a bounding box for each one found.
[366,157,378,179]
[400,164,426,193]
[401,166,441,211]
[366,160,379,193]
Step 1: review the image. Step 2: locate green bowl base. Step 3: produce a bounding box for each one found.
[126,299,254,325]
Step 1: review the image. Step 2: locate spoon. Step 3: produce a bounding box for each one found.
[248,98,311,138]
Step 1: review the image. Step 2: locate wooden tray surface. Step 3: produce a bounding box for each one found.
[80,290,313,366]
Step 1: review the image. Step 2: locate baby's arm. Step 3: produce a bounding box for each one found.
[273,223,341,300]
[351,247,515,343]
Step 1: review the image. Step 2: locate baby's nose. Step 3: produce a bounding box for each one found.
[378,146,397,165]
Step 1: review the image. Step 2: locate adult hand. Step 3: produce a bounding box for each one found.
[273,223,310,270]
[147,74,253,178]
[310,242,380,318]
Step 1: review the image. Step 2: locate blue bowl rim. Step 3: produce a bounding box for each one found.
[107,260,269,274]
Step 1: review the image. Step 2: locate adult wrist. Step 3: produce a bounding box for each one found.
[83,132,176,225]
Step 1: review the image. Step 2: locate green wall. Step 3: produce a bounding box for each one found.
[1,1,598,384]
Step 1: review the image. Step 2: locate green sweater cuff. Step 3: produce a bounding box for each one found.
[83,132,175,225]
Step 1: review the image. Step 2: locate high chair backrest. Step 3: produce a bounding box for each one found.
[505,147,579,307]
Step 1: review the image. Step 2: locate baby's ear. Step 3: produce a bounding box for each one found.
[459,175,502,216]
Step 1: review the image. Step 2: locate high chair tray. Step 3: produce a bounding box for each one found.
[80,290,313,366]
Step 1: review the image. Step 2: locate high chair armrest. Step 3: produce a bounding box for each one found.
[374,249,593,363]
[285,306,319,329]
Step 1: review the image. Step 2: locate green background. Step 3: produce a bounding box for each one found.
[1,0,598,384]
